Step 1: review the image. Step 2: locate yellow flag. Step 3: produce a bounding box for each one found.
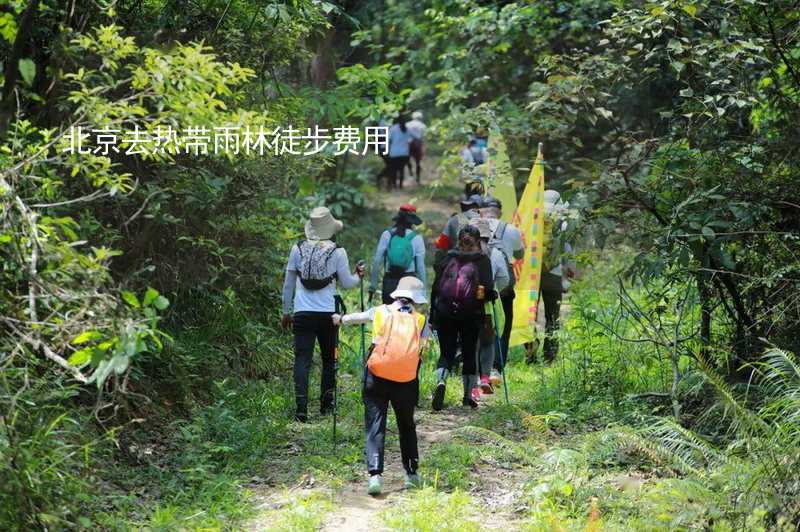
[509,144,545,347]
[485,127,518,222]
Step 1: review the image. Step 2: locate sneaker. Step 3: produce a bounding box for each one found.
[432,381,446,411]
[489,369,502,386]
[368,474,383,496]
[471,387,482,402]
[480,375,494,394]
[404,472,422,489]
[462,396,478,409]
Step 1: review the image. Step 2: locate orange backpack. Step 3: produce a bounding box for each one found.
[367,306,425,382]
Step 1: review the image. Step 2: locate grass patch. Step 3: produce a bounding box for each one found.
[381,487,481,531]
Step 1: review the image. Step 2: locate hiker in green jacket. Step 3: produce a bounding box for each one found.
[370,204,426,304]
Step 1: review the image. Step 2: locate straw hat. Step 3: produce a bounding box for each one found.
[390,276,428,305]
[304,206,343,240]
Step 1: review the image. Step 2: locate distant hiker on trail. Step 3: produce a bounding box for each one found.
[281,207,365,422]
[387,114,412,189]
[434,193,483,258]
[370,204,426,304]
[376,116,391,188]
[526,190,575,364]
[333,276,428,495]
[469,217,509,397]
[460,139,488,167]
[406,111,427,184]
[430,224,496,410]
[481,196,524,383]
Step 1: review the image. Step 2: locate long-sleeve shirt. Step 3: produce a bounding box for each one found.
[370,229,426,291]
[338,301,431,339]
[282,244,360,314]
[488,219,524,260]
[489,247,510,293]
[388,124,411,157]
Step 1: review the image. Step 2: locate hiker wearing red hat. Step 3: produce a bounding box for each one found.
[370,204,427,304]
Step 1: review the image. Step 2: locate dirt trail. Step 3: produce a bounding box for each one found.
[245,166,526,531]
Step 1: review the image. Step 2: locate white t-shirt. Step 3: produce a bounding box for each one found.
[282,243,360,314]
[406,119,426,140]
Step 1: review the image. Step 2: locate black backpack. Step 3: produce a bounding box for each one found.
[296,240,339,290]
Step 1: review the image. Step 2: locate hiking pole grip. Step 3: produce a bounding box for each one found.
[491,301,510,405]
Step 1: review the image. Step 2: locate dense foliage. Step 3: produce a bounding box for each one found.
[1,0,799,529]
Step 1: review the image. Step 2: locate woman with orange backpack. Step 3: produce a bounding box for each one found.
[333,276,429,496]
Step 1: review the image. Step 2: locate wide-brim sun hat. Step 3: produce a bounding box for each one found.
[544,189,564,214]
[412,111,423,120]
[304,206,344,240]
[390,276,428,305]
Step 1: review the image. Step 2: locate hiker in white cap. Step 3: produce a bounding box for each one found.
[406,111,427,183]
[526,190,575,364]
[333,276,430,496]
[282,206,365,422]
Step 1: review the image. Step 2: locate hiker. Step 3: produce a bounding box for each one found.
[469,217,510,396]
[281,206,366,422]
[406,111,427,183]
[433,193,483,256]
[369,204,426,304]
[387,114,412,189]
[332,276,428,495]
[460,139,488,167]
[481,196,524,383]
[430,224,495,410]
[526,190,575,364]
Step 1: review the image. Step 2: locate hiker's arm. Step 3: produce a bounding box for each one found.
[370,231,389,291]
[493,253,510,293]
[282,247,298,316]
[478,256,497,301]
[336,249,361,289]
[413,234,427,287]
[337,307,376,326]
[511,227,524,260]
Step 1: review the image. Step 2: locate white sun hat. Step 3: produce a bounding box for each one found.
[304,206,344,241]
[390,276,428,305]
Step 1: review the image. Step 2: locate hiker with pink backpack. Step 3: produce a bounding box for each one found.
[430,224,496,410]
[333,276,429,496]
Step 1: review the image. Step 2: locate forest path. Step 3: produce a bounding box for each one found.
[244,162,533,531]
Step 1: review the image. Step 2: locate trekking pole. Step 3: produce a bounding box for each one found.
[358,260,366,364]
[333,322,339,447]
[491,300,510,405]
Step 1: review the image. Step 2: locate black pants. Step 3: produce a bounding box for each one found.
[540,273,563,361]
[293,312,337,415]
[495,290,515,370]
[363,370,419,475]
[387,156,409,189]
[436,316,481,376]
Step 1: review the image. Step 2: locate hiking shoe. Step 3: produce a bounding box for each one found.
[470,387,482,405]
[462,396,478,409]
[489,370,502,386]
[404,473,422,489]
[480,375,494,394]
[432,381,446,411]
[368,474,383,496]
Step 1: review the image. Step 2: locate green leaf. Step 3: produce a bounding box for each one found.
[701,226,715,240]
[143,287,159,306]
[68,348,93,366]
[682,4,698,17]
[18,58,35,86]
[153,295,169,310]
[679,88,694,98]
[72,330,102,345]
[121,290,140,308]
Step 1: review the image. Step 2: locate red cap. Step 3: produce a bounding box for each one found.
[399,203,417,213]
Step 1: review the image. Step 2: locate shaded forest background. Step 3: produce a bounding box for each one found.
[1,0,799,529]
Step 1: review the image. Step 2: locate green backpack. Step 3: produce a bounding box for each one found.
[386,229,416,275]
